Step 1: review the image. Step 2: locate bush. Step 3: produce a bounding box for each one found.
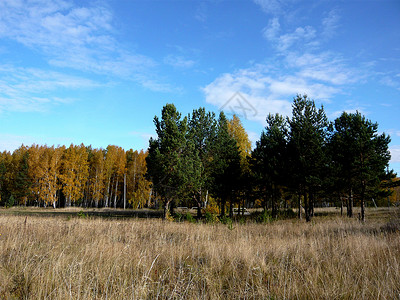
[185,212,196,223]
[5,195,15,208]
[77,211,88,218]
[254,210,272,223]
[218,215,235,230]
[173,212,184,222]
[204,211,219,224]
[279,208,297,219]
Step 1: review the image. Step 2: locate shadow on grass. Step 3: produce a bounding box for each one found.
[0,207,164,219]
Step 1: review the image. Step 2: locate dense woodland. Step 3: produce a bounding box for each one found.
[0,95,398,222]
[0,145,151,209]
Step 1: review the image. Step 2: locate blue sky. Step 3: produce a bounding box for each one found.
[0,0,399,174]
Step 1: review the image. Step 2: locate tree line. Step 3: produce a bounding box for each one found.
[146,95,395,222]
[0,94,395,222]
[0,144,151,209]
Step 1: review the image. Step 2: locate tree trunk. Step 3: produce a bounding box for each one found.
[163,199,171,220]
[104,179,110,208]
[196,190,202,219]
[360,183,366,222]
[304,192,310,222]
[310,191,315,217]
[347,188,353,218]
[220,198,226,217]
[298,193,302,220]
[340,194,343,217]
[272,186,277,219]
[113,178,118,209]
[123,173,126,210]
[229,196,233,218]
[148,188,152,208]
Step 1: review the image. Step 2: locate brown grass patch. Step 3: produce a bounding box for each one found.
[0,211,399,299]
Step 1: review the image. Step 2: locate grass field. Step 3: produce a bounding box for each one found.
[0,207,399,299]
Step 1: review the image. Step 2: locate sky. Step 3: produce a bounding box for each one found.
[0,0,399,174]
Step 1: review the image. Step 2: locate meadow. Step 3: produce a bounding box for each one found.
[0,207,399,299]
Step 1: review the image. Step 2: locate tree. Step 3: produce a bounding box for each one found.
[126,150,151,209]
[227,114,253,216]
[187,108,217,217]
[252,113,288,218]
[210,112,241,217]
[146,104,189,219]
[12,146,31,205]
[59,144,89,207]
[88,148,105,208]
[0,151,12,206]
[288,95,328,222]
[330,112,391,221]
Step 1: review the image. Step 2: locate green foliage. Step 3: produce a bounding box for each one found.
[204,211,219,223]
[185,212,196,223]
[279,208,297,219]
[254,210,272,223]
[146,104,196,218]
[173,212,184,222]
[252,113,288,218]
[5,195,15,208]
[329,111,392,220]
[210,112,242,216]
[77,211,88,218]
[218,214,235,229]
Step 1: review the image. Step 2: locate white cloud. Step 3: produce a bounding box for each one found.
[277,26,316,52]
[253,0,285,15]
[203,69,292,123]
[263,18,316,52]
[322,9,340,39]
[0,65,97,112]
[390,146,400,163]
[262,18,280,40]
[0,0,169,91]
[204,4,366,123]
[164,55,196,68]
[246,130,260,149]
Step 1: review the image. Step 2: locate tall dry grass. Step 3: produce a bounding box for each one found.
[0,213,399,299]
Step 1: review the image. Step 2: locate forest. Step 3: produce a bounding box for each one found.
[0,95,397,222]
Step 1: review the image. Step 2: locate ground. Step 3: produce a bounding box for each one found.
[0,207,399,299]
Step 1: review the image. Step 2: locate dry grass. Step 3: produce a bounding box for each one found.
[0,211,399,299]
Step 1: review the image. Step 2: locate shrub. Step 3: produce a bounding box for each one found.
[185,212,196,223]
[204,211,219,224]
[5,195,15,208]
[254,210,272,223]
[173,212,184,222]
[278,208,297,219]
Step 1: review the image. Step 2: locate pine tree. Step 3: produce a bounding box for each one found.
[146,104,188,219]
[187,108,217,217]
[330,112,391,221]
[288,95,328,222]
[210,112,241,217]
[252,113,288,218]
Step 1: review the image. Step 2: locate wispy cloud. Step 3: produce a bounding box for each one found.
[203,68,292,123]
[195,2,208,23]
[322,9,340,39]
[390,146,400,163]
[253,0,286,15]
[0,0,170,91]
[0,65,97,112]
[164,55,196,69]
[204,5,366,123]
